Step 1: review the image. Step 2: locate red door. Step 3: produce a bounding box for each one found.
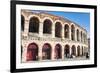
[27,43,38,61]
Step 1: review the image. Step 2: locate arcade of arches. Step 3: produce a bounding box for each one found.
[21,10,89,62]
[24,42,87,61]
[21,14,87,42]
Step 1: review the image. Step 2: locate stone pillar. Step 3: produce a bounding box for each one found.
[51,45,55,60]
[69,26,71,40]
[62,45,64,60]
[22,43,28,62]
[23,19,29,36]
[75,28,77,41]
[80,47,82,56]
[38,45,42,61]
[69,46,72,55]
[39,21,43,37]
[62,25,65,39]
[52,24,55,38]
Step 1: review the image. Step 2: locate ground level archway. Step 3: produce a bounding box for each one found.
[27,43,38,61]
[54,44,62,59]
[42,43,52,60]
[64,45,70,58]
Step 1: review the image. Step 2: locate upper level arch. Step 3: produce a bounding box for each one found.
[29,16,40,33]
[64,24,69,38]
[42,17,53,34]
[71,24,75,41]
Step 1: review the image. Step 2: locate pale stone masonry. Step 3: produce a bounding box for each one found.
[21,10,89,62]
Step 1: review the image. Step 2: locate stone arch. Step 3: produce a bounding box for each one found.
[55,22,62,38]
[43,19,52,34]
[29,17,39,33]
[64,24,69,38]
[21,15,25,31]
[28,15,41,21]
[27,43,38,61]
[71,25,75,41]
[77,29,79,41]
[42,43,52,60]
[71,45,76,56]
[77,46,80,56]
[54,44,62,59]
[64,44,70,58]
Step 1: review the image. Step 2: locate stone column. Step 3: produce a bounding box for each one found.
[69,26,71,40]
[39,21,43,37]
[23,19,29,36]
[62,25,65,39]
[22,43,28,62]
[52,24,55,38]
[80,47,82,56]
[38,44,42,61]
[62,45,64,60]
[51,45,55,60]
[69,46,72,55]
[74,28,77,41]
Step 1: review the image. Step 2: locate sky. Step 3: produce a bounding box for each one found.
[32,10,90,37]
[47,11,90,35]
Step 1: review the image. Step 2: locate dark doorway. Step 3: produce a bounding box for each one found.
[77,46,80,56]
[64,45,70,58]
[42,43,51,60]
[71,45,76,56]
[54,44,62,59]
[27,43,38,61]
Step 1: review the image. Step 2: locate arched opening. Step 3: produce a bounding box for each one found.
[71,25,75,41]
[64,24,69,38]
[29,17,39,33]
[54,44,62,59]
[55,22,62,38]
[77,46,80,56]
[42,43,51,60]
[43,19,52,34]
[64,45,70,58]
[71,45,76,57]
[21,15,25,31]
[27,43,38,61]
[81,31,82,42]
[77,29,79,41]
